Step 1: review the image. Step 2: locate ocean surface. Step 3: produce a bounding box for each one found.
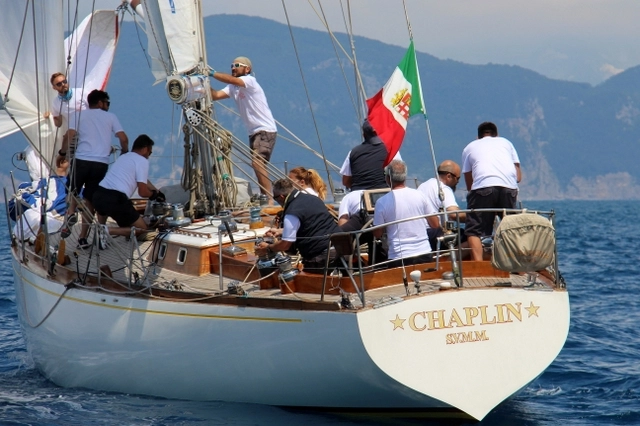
[0,200,638,425]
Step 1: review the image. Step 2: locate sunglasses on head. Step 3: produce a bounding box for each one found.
[231,62,248,68]
[55,79,67,87]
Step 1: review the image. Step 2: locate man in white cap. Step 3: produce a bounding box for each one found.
[210,56,277,202]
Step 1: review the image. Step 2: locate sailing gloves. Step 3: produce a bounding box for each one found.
[149,190,166,203]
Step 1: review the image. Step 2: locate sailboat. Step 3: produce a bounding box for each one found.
[1,1,569,421]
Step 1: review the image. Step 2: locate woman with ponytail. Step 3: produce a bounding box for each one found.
[288,166,327,200]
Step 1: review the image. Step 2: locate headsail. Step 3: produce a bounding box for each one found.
[65,11,120,94]
[0,2,119,170]
[0,2,64,160]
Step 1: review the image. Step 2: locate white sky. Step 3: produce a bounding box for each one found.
[91,1,640,85]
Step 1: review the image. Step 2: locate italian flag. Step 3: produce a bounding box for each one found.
[366,41,424,166]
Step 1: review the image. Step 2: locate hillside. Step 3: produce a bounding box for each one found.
[3,14,639,200]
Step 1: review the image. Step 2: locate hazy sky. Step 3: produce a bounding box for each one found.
[91,1,640,85]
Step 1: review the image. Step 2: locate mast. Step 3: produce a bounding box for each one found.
[141,0,238,215]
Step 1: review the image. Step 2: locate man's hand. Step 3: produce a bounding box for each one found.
[149,189,166,202]
[255,241,272,257]
[265,228,282,238]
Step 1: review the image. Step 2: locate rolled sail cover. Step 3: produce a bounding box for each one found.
[491,213,555,272]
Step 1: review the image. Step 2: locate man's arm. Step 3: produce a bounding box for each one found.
[267,239,292,253]
[342,175,352,189]
[210,72,243,101]
[53,115,62,128]
[212,72,246,88]
[138,181,165,201]
[116,131,129,153]
[427,215,440,229]
[464,171,473,191]
[514,163,522,183]
[446,206,466,222]
[60,129,76,154]
[210,88,230,101]
[137,182,154,198]
[337,214,349,227]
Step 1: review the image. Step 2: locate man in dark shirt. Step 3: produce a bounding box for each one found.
[339,119,389,191]
[256,179,340,271]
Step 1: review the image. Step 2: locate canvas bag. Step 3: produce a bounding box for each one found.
[491,213,555,272]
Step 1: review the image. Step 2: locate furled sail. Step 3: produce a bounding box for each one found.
[140,0,206,82]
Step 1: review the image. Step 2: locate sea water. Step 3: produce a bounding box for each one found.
[0,201,638,425]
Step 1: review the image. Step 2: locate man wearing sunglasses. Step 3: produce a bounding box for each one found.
[49,72,88,129]
[59,89,129,247]
[418,160,467,251]
[23,72,89,182]
[209,56,277,203]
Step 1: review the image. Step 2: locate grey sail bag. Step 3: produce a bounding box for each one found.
[491,213,556,273]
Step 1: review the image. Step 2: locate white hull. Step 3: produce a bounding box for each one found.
[13,251,569,420]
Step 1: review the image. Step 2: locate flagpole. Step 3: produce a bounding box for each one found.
[401,0,444,204]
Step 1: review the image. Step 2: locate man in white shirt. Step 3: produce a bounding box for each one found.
[210,56,277,202]
[418,160,466,250]
[50,72,88,129]
[59,90,128,246]
[373,160,439,268]
[25,72,88,181]
[461,122,521,261]
[93,135,164,246]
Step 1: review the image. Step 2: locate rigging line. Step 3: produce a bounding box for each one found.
[29,1,52,247]
[344,0,367,119]
[274,119,340,171]
[281,0,336,198]
[140,1,172,76]
[315,0,360,127]
[188,117,276,196]
[212,100,341,172]
[305,0,354,64]
[3,2,29,102]
[126,6,152,69]
[401,0,441,201]
[308,0,366,123]
[60,0,100,212]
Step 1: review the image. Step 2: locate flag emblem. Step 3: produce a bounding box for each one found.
[392,89,412,120]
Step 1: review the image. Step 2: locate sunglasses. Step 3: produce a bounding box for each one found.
[54,79,67,87]
[231,62,249,68]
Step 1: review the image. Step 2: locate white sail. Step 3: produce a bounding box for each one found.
[141,0,205,82]
[65,11,120,93]
[0,2,119,169]
[0,1,63,165]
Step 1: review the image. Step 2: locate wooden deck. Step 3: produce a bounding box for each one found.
[23,220,560,311]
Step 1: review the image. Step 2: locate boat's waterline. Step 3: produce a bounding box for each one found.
[12,254,568,420]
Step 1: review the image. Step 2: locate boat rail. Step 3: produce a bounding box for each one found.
[312,207,559,306]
